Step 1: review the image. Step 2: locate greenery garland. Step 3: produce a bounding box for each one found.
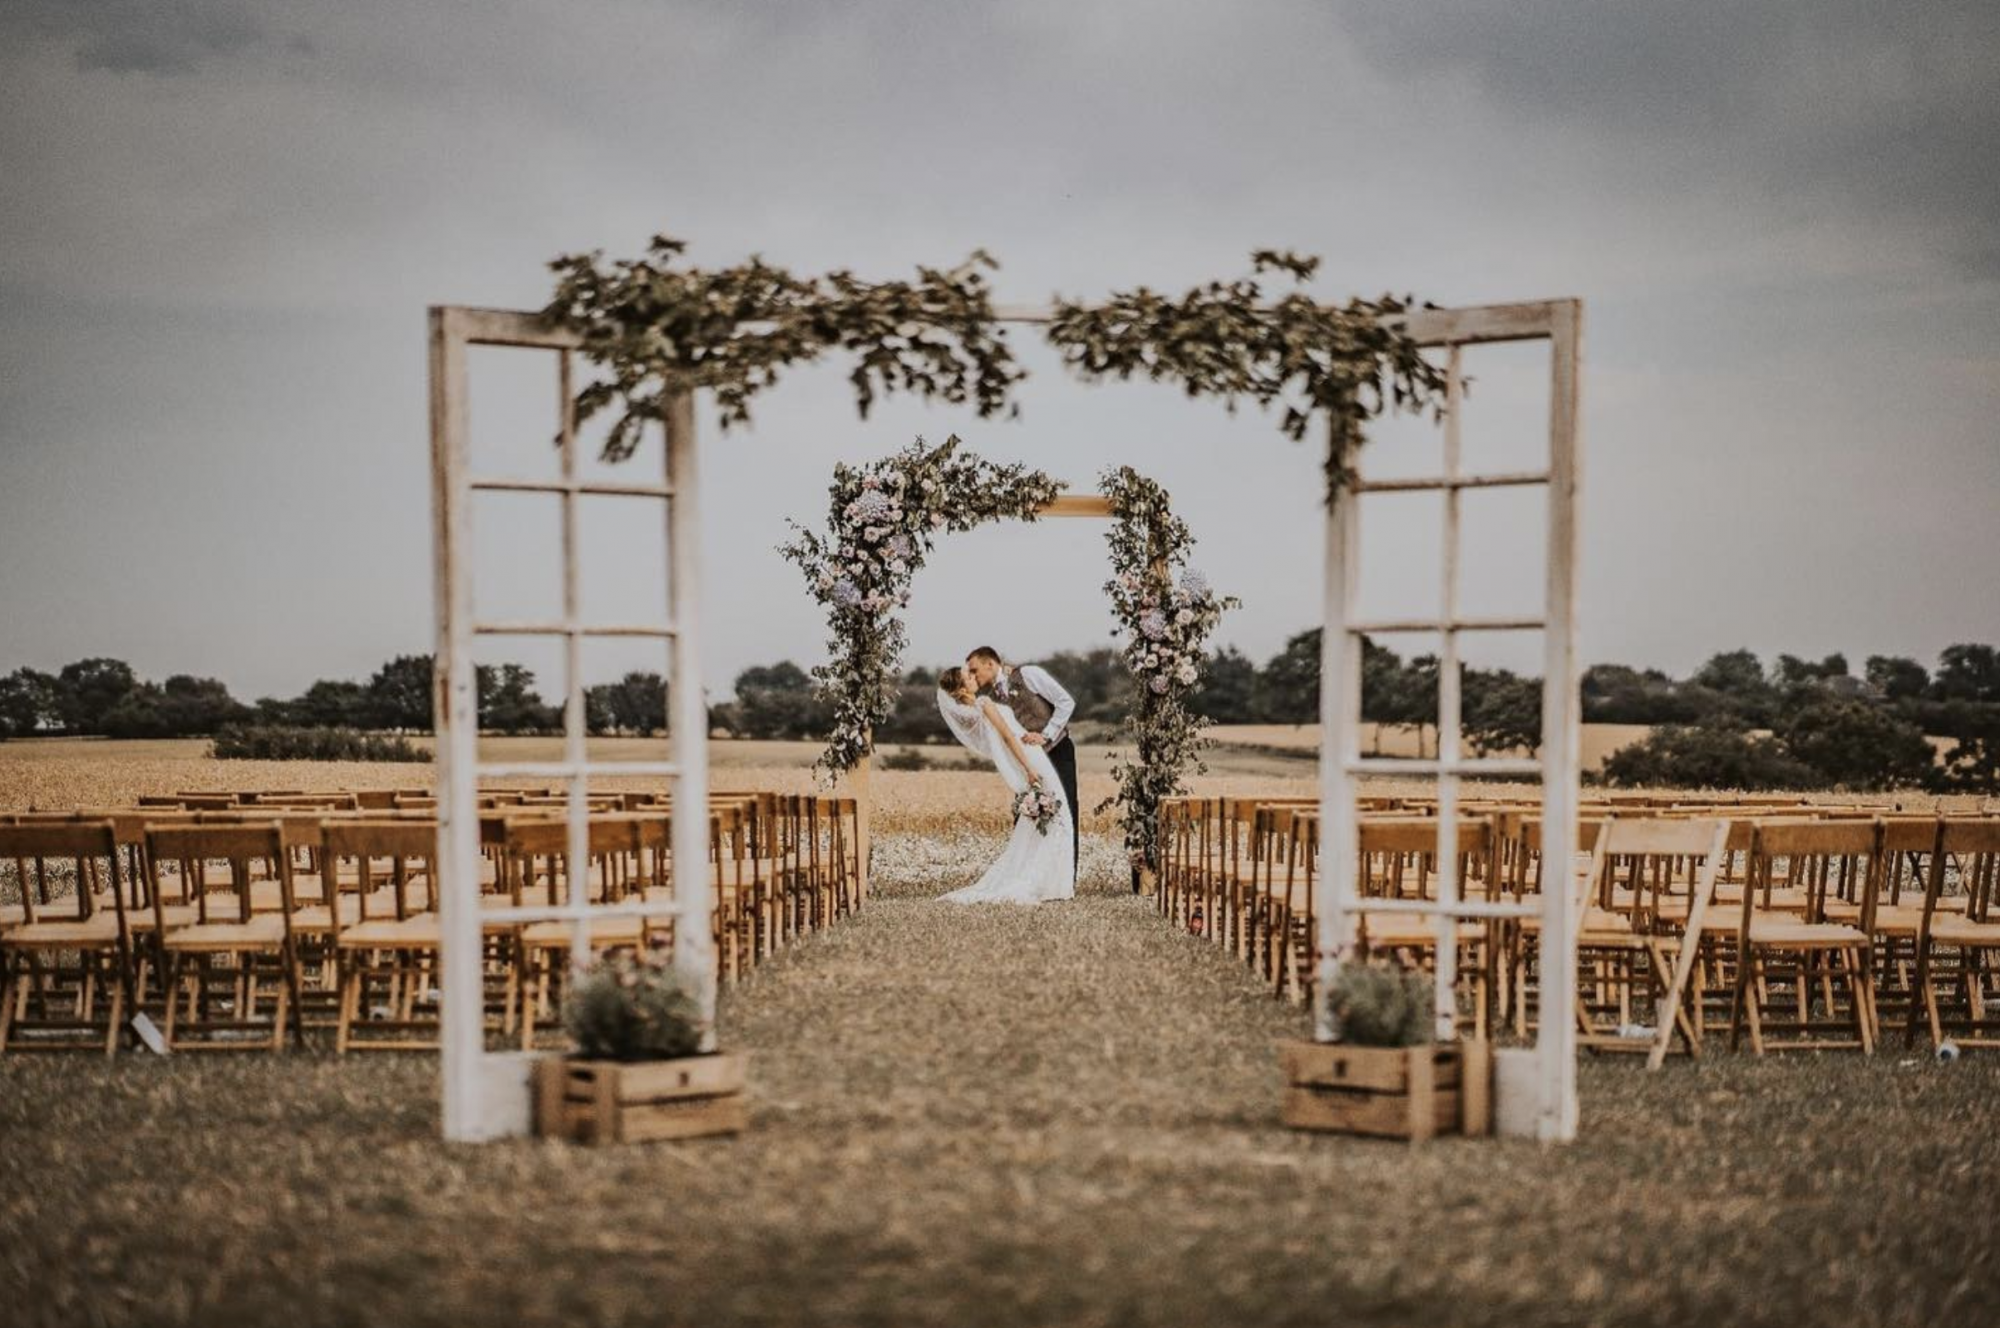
[546,237,1445,502]
[778,436,1062,778]
[1046,251,1448,499]
[1094,467,1239,872]
[545,235,1023,462]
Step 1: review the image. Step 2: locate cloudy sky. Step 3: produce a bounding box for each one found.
[3,0,1996,704]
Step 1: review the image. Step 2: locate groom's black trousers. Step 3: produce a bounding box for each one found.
[1046,734,1080,878]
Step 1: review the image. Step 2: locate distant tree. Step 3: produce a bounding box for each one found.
[477,664,556,734]
[731,661,830,740]
[1189,646,1259,724]
[1601,725,1818,792]
[284,679,372,728]
[582,671,668,735]
[368,654,434,730]
[0,668,61,739]
[1036,647,1130,725]
[1584,664,1696,728]
[1772,653,1849,688]
[1462,666,1542,756]
[1691,649,1777,724]
[1358,636,1406,726]
[1864,655,1929,701]
[1255,629,1321,724]
[1930,707,2000,794]
[54,657,140,734]
[1932,644,2000,703]
[101,675,251,738]
[872,673,950,744]
[1777,697,1934,791]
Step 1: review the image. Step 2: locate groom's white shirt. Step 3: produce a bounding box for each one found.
[998,664,1076,744]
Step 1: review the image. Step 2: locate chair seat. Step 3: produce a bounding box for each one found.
[163,916,288,951]
[1747,919,1867,949]
[1930,916,2000,947]
[126,904,201,931]
[520,918,644,948]
[1359,917,1486,946]
[1,916,121,948]
[337,916,442,948]
[288,899,364,933]
[1864,905,1928,938]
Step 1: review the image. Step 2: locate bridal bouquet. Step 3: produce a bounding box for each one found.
[1012,782,1064,836]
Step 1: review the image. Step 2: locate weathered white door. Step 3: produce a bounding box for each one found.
[427,306,714,1141]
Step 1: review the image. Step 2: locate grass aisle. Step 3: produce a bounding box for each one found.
[1,833,1995,1327]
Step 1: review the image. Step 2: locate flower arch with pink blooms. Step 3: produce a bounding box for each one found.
[780,438,1234,881]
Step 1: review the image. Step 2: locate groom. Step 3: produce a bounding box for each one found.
[966,646,1079,876]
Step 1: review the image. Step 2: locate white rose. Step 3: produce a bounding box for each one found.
[1176,609,1194,625]
[1177,664,1198,685]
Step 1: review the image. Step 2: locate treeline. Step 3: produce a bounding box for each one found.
[1589,646,2000,794]
[5,640,1996,792]
[0,655,662,740]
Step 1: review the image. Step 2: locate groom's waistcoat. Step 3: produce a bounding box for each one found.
[1000,667,1064,744]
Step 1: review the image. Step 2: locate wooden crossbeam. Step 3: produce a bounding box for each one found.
[1038,494,1114,519]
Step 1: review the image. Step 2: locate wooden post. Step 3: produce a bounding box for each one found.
[850,736,872,903]
[665,391,717,1042]
[1536,300,1584,1142]
[429,307,489,1143]
[1314,421,1362,1043]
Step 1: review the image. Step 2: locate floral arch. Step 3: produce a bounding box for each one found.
[779,435,1236,881]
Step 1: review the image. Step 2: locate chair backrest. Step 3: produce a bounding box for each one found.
[1587,816,1730,930]
[321,820,437,923]
[1744,818,1883,926]
[145,822,293,925]
[0,820,123,926]
[1929,818,2000,924]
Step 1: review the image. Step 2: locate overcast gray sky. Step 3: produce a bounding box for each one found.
[3,0,1996,703]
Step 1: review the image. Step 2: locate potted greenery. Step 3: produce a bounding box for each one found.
[532,946,748,1145]
[1279,962,1489,1141]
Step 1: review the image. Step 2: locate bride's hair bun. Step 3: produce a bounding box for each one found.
[937,667,965,694]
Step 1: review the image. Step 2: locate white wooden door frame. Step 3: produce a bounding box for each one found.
[429,306,712,1142]
[1308,299,1584,1143]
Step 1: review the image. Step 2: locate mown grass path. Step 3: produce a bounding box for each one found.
[2,834,1996,1327]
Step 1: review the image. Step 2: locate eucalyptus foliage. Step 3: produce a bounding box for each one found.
[779,436,1062,778]
[1047,252,1449,499]
[546,237,1444,501]
[545,234,1023,462]
[1095,467,1238,871]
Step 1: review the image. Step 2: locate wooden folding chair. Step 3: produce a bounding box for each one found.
[1909,818,2000,1049]
[327,821,443,1053]
[1572,817,1730,1068]
[0,821,134,1055]
[145,822,304,1051]
[1728,819,1882,1055]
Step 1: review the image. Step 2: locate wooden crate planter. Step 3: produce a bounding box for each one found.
[1279,1040,1491,1142]
[534,1053,749,1145]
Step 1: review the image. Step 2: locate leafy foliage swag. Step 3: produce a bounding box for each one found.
[778,436,1062,778]
[545,236,1448,502]
[1095,467,1238,872]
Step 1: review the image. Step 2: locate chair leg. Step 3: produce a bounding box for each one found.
[104,966,125,1058]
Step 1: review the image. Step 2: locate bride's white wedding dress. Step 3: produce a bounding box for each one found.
[936,691,1076,904]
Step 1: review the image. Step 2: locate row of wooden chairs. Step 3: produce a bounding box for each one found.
[0,788,861,1056]
[1157,795,2000,1060]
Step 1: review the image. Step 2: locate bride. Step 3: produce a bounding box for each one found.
[934,667,1077,904]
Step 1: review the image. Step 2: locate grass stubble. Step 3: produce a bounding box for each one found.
[1,745,1995,1326]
